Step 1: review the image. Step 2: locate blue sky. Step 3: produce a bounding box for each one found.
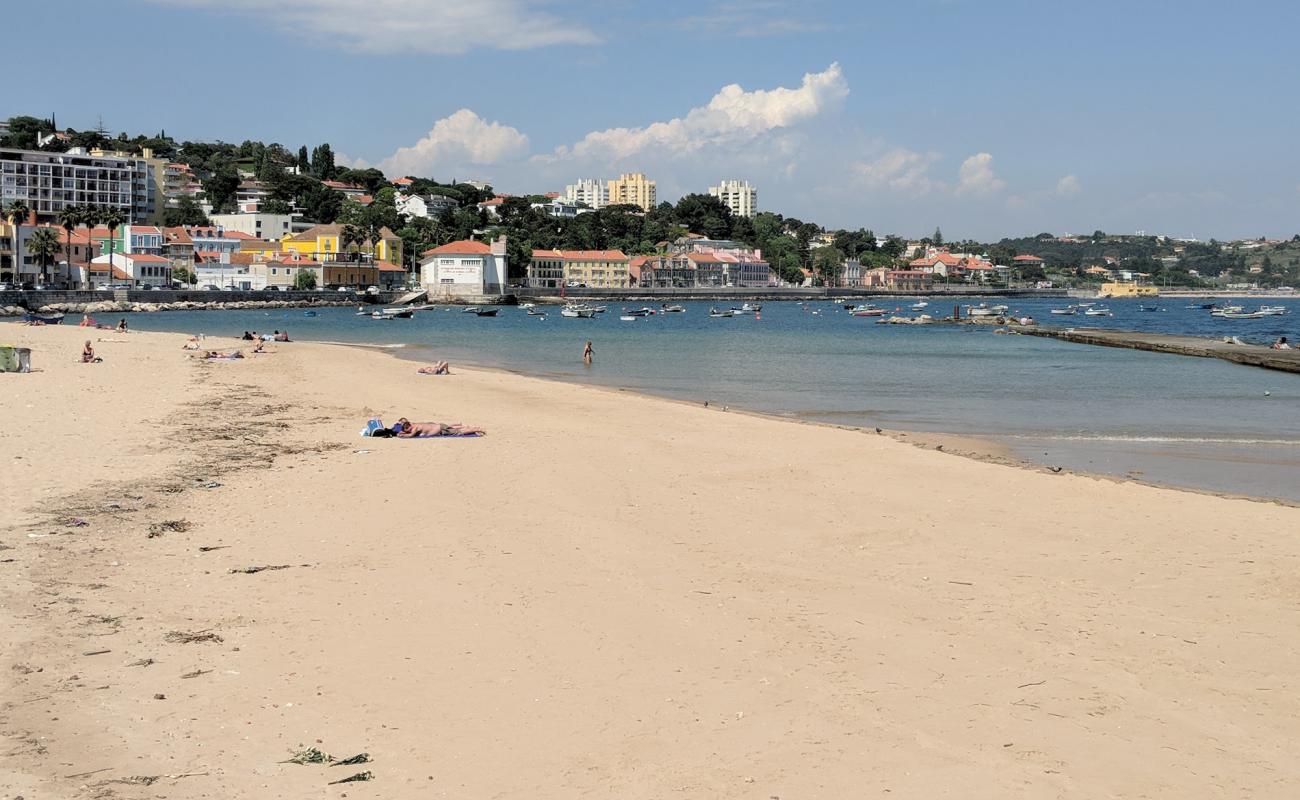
[5,0,1299,240]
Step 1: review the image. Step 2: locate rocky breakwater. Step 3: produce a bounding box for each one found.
[2,299,354,316]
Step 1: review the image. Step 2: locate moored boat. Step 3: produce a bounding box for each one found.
[474,308,499,317]
[1084,306,1113,317]
[708,307,736,318]
[1049,306,1077,315]
[849,304,887,317]
[661,304,685,313]
[24,312,65,324]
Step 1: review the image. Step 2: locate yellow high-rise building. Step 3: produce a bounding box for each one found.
[607,172,657,211]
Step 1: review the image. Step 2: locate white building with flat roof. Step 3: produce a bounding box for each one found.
[209,212,298,241]
[562,178,609,209]
[708,179,757,218]
[0,146,155,224]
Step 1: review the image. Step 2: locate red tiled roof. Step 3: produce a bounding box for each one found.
[375,261,405,272]
[1013,254,1044,262]
[425,240,492,256]
[126,254,169,263]
[222,230,258,240]
[129,225,162,234]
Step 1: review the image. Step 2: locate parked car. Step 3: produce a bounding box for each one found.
[0,283,15,291]
[365,285,380,294]
[201,284,221,291]
[337,286,353,293]
[263,285,281,292]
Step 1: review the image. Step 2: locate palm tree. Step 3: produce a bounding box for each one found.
[57,206,81,288]
[28,227,63,285]
[340,224,362,263]
[5,201,29,284]
[100,207,125,287]
[80,204,101,289]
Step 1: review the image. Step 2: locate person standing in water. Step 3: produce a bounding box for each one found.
[582,340,594,365]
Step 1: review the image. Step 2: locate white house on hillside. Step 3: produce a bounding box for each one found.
[420,237,509,299]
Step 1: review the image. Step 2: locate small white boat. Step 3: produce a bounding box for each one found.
[661,304,685,313]
[708,307,736,318]
[561,306,596,318]
[1210,305,1244,317]
[462,306,480,314]
[968,304,1000,317]
[527,308,547,316]
[1259,305,1288,315]
[519,302,536,309]
[849,305,887,317]
[911,301,929,311]
[1084,307,1113,317]
[619,315,636,322]
[1049,306,1077,315]
[623,307,655,317]
[732,303,762,313]
[1219,310,1269,319]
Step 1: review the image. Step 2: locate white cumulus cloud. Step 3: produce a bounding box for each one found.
[1056,174,1082,196]
[852,147,941,195]
[542,63,848,164]
[955,153,1005,196]
[354,110,529,177]
[157,0,598,54]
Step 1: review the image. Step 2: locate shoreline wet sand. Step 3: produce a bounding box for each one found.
[3,325,1299,799]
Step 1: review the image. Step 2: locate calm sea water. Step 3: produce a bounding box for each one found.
[118,296,1300,501]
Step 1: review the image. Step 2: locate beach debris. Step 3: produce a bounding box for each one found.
[81,649,112,657]
[153,693,166,700]
[198,481,223,489]
[148,519,191,537]
[332,753,372,767]
[181,669,212,679]
[329,771,374,785]
[165,630,223,644]
[1050,466,1063,473]
[229,564,291,574]
[875,427,883,434]
[114,775,160,786]
[1017,680,1047,689]
[125,658,155,668]
[64,767,113,779]
[282,747,333,765]
[66,518,89,527]
[197,545,229,552]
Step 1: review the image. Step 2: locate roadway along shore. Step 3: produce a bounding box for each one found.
[2,325,1297,799]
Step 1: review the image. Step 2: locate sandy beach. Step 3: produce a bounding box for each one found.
[2,324,1298,799]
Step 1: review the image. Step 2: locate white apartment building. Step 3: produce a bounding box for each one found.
[562,178,609,209]
[0,146,153,224]
[209,212,298,241]
[708,179,758,218]
[395,193,460,218]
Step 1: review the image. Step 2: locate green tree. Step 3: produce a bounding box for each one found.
[294,268,317,290]
[161,197,210,227]
[172,265,197,286]
[673,193,733,239]
[811,246,844,287]
[80,204,101,287]
[933,227,944,246]
[340,224,364,262]
[27,227,63,284]
[296,145,310,174]
[57,207,82,286]
[260,199,293,216]
[100,207,125,284]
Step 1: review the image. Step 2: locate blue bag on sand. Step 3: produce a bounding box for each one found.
[364,418,384,436]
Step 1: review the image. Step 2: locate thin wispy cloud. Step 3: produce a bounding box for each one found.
[1056,174,1082,197]
[670,1,830,38]
[156,0,599,54]
[955,153,1005,196]
[853,147,942,196]
[539,63,848,164]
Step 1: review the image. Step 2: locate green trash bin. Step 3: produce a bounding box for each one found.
[0,345,32,373]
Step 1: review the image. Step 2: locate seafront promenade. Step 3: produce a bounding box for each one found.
[1021,326,1300,373]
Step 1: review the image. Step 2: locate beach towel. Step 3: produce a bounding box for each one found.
[406,431,484,438]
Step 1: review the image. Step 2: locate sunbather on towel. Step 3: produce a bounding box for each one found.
[396,420,485,437]
[417,361,450,375]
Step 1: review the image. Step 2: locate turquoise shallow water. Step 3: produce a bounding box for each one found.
[114,296,1299,501]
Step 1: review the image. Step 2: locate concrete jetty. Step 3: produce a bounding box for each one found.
[1021,326,1300,374]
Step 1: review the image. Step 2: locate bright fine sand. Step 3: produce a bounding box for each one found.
[2,325,1298,799]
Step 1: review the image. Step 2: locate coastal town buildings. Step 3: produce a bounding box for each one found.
[527,249,630,288]
[531,198,594,219]
[89,252,171,287]
[0,146,160,224]
[281,223,402,266]
[708,179,758,218]
[420,237,509,299]
[0,220,13,282]
[607,173,656,211]
[562,178,609,209]
[395,193,459,219]
[209,212,301,241]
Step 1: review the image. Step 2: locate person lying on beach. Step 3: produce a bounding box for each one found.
[417,361,451,375]
[274,330,290,342]
[204,350,245,360]
[182,336,201,350]
[81,341,102,363]
[242,331,255,340]
[395,420,485,437]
